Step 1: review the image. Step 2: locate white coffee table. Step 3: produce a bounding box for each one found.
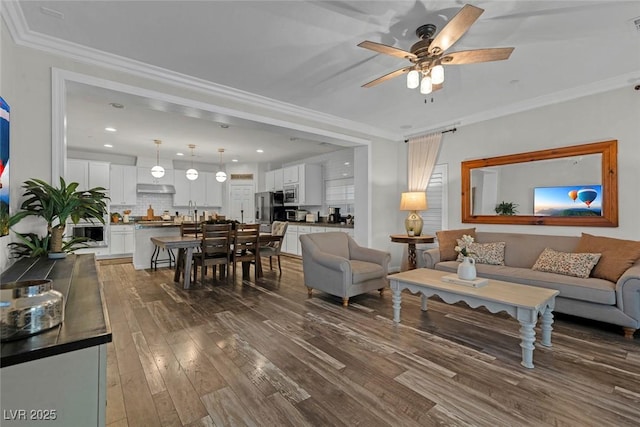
[388,268,559,368]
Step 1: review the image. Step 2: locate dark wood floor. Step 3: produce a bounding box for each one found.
[99,256,640,427]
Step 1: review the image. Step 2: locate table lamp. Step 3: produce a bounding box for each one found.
[400,192,427,236]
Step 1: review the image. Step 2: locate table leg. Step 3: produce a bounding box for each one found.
[174,248,185,283]
[540,305,554,347]
[391,284,402,323]
[421,294,428,311]
[407,243,417,270]
[183,247,194,290]
[518,319,536,369]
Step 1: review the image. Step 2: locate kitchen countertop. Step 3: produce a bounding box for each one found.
[0,254,112,367]
[287,221,354,228]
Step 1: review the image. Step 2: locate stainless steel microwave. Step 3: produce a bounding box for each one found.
[70,222,106,246]
[283,184,298,205]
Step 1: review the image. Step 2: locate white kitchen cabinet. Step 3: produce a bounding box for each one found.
[265,169,284,192]
[298,163,322,206]
[137,167,174,185]
[67,159,110,190]
[283,165,299,184]
[205,172,223,207]
[283,225,299,255]
[110,164,137,205]
[174,170,218,207]
[110,225,135,255]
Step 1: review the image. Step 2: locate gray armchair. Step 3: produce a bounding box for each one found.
[299,232,391,307]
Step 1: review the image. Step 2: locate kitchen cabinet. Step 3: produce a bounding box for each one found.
[298,163,322,206]
[283,165,299,184]
[205,172,223,207]
[110,165,137,205]
[137,167,174,185]
[265,169,284,192]
[110,225,135,255]
[282,224,354,255]
[174,170,222,207]
[67,159,110,190]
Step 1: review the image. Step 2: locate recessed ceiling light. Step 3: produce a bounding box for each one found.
[342,173,348,176]
[103,144,113,148]
[344,162,350,166]
[232,159,238,162]
[290,137,298,141]
[105,127,117,132]
[256,149,264,153]
[220,124,229,129]
[176,152,184,156]
[109,102,124,109]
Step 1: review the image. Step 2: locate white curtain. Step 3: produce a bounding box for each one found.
[407,132,442,192]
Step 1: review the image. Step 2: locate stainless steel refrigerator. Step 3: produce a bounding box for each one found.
[255,191,285,226]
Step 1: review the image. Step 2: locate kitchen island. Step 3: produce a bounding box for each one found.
[132,222,181,270]
[0,254,112,427]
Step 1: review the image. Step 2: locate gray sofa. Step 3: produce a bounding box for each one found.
[423,232,640,339]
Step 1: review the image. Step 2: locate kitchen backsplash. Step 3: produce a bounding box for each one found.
[112,194,197,217]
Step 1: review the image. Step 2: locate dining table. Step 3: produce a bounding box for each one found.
[150,232,282,289]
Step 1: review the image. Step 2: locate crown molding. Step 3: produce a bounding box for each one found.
[405,71,639,138]
[2,2,399,142]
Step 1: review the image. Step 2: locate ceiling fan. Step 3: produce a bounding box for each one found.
[358,4,514,94]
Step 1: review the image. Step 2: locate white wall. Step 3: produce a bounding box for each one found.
[438,86,640,240]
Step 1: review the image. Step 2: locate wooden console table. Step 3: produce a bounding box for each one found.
[390,234,435,270]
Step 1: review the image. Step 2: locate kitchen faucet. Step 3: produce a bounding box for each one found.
[188,200,197,218]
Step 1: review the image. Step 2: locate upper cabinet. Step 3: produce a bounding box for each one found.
[298,163,322,206]
[283,165,299,184]
[137,167,174,185]
[67,159,110,190]
[264,169,284,192]
[174,170,223,207]
[110,164,137,206]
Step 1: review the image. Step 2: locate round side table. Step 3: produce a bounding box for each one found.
[390,234,436,270]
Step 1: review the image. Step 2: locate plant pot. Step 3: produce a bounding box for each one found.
[48,252,67,260]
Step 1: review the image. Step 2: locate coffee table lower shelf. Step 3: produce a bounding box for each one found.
[388,268,559,369]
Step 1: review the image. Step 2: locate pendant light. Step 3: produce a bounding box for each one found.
[150,139,165,178]
[216,148,227,182]
[186,144,198,181]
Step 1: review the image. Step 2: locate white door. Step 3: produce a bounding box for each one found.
[229,184,255,223]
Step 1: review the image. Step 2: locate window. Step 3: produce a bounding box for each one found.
[421,164,448,236]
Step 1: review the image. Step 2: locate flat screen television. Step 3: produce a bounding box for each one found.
[533,185,602,217]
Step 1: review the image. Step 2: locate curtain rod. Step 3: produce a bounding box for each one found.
[404,127,457,143]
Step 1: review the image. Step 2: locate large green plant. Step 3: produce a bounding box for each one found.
[9,177,109,255]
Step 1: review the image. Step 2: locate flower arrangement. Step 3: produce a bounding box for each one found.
[455,234,475,258]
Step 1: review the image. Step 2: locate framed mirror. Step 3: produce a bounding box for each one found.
[461,140,618,227]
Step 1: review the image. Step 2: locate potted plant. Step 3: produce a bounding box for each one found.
[8,177,109,258]
[495,201,519,216]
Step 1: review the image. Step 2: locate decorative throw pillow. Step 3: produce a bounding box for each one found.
[532,248,601,279]
[436,228,477,261]
[456,241,506,265]
[574,233,640,282]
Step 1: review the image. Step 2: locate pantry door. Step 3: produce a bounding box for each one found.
[229,183,255,223]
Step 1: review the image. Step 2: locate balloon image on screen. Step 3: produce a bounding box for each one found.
[535,185,602,217]
[577,188,598,208]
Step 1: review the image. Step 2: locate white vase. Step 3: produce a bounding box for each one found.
[457,256,477,281]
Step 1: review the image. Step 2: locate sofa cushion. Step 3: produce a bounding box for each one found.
[434,261,615,305]
[350,260,384,284]
[575,233,640,283]
[476,232,579,268]
[532,248,601,279]
[456,241,506,265]
[436,228,476,261]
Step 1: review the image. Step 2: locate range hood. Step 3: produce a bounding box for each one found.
[136,184,176,194]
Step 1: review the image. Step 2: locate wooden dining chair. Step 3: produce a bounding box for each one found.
[193,223,232,283]
[259,221,288,274]
[231,223,261,280]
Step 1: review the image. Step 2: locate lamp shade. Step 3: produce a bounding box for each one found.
[186,168,198,181]
[431,64,444,85]
[406,70,420,89]
[400,192,427,211]
[151,165,165,178]
[420,75,433,94]
[215,171,227,182]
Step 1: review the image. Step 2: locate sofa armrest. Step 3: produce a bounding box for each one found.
[423,248,440,269]
[616,262,640,325]
[349,244,390,272]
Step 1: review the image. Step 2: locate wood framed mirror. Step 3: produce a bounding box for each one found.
[461,140,618,227]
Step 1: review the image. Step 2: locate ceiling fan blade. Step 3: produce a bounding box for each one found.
[429,4,484,55]
[442,47,514,65]
[358,41,416,61]
[362,67,413,88]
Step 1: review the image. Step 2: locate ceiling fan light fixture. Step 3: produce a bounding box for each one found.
[406,70,420,89]
[431,64,445,85]
[216,148,227,182]
[420,75,433,94]
[151,139,165,178]
[186,144,198,181]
